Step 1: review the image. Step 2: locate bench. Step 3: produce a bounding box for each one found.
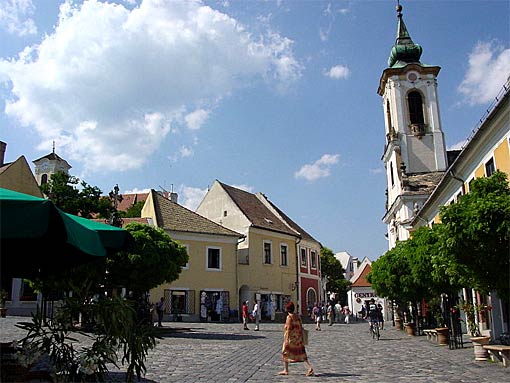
[423,329,437,343]
[483,345,510,367]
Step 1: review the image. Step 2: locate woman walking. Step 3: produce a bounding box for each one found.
[278,301,314,377]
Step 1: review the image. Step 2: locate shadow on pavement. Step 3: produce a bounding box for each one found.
[155,327,265,340]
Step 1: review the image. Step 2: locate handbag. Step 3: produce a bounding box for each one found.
[302,328,309,345]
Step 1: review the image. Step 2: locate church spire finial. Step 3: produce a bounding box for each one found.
[52,140,55,154]
[388,1,423,68]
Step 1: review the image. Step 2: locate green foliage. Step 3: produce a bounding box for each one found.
[320,247,350,303]
[40,172,111,218]
[438,171,510,300]
[105,222,189,296]
[120,200,145,218]
[16,296,157,382]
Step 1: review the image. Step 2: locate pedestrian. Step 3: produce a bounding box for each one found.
[253,300,260,331]
[327,303,334,326]
[335,301,342,323]
[277,301,314,377]
[312,303,321,331]
[242,300,249,330]
[156,297,165,327]
[377,303,384,330]
[343,306,351,324]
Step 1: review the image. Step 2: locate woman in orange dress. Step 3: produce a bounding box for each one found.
[278,301,314,376]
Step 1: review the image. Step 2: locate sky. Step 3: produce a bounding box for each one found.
[1,0,509,261]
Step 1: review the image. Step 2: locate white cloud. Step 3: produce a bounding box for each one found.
[458,41,510,105]
[179,185,208,211]
[447,140,468,151]
[185,109,210,130]
[369,167,384,175]
[0,0,302,173]
[324,64,350,80]
[124,187,150,194]
[294,154,340,181]
[179,145,194,158]
[0,0,37,36]
[231,184,254,193]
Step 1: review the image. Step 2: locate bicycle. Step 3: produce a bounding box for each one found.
[370,319,380,340]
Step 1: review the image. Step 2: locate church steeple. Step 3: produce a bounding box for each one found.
[388,2,423,68]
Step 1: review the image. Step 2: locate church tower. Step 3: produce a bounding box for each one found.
[33,143,72,186]
[378,3,447,248]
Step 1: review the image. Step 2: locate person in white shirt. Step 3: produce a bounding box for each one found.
[253,300,260,331]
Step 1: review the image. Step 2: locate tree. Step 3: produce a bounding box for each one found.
[105,222,189,296]
[40,171,111,218]
[438,171,510,301]
[120,200,145,218]
[320,247,350,304]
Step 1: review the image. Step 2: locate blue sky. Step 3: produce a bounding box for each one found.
[1,0,509,261]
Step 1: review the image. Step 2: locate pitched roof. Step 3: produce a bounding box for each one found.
[350,258,372,287]
[117,193,150,212]
[401,171,444,196]
[33,152,71,168]
[150,189,242,238]
[218,181,298,237]
[263,197,318,243]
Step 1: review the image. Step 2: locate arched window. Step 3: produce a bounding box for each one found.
[41,174,48,184]
[408,91,424,125]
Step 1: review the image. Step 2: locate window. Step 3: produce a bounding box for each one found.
[280,244,288,266]
[390,163,395,187]
[306,289,316,308]
[386,100,393,132]
[310,250,317,269]
[408,91,424,125]
[182,244,190,269]
[300,248,307,267]
[41,174,48,184]
[263,241,272,264]
[485,158,495,177]
[206,247,221,270]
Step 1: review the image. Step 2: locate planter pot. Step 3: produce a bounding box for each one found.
[470,336,490,361]
[394,318,403,330]
[436,327,449,346]
[405,323,416,336]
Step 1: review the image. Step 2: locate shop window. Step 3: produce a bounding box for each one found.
[199,291,229,322]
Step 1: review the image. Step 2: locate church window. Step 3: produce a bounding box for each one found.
[408,91,425,125]
[386,100,393,132]
[41,174,48,184]
[390,163,395,187]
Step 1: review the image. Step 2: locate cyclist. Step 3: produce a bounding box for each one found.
[365,298,380,333]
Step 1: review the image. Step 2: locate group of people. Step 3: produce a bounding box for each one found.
[241,300,260,331]
[310,302,351,330]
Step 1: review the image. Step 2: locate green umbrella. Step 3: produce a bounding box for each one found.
[0,187,131,278]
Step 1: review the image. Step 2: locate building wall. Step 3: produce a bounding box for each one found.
[149,233,239,322]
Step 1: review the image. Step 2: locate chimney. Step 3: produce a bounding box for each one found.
[0,141,6,166]
[170,192,178,203]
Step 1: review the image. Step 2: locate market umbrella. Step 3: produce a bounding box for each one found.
[0,187,132,279]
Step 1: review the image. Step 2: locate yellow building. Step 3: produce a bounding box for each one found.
[196,180,322,319]
[142,189,243,322]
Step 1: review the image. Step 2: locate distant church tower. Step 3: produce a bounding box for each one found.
[378,3,448,249]
[33,142,72,186]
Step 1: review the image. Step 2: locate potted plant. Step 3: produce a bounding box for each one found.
[0,289,8,317]
[460,301,490,361]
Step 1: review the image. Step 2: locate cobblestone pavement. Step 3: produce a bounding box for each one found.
[1,316,508,382]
